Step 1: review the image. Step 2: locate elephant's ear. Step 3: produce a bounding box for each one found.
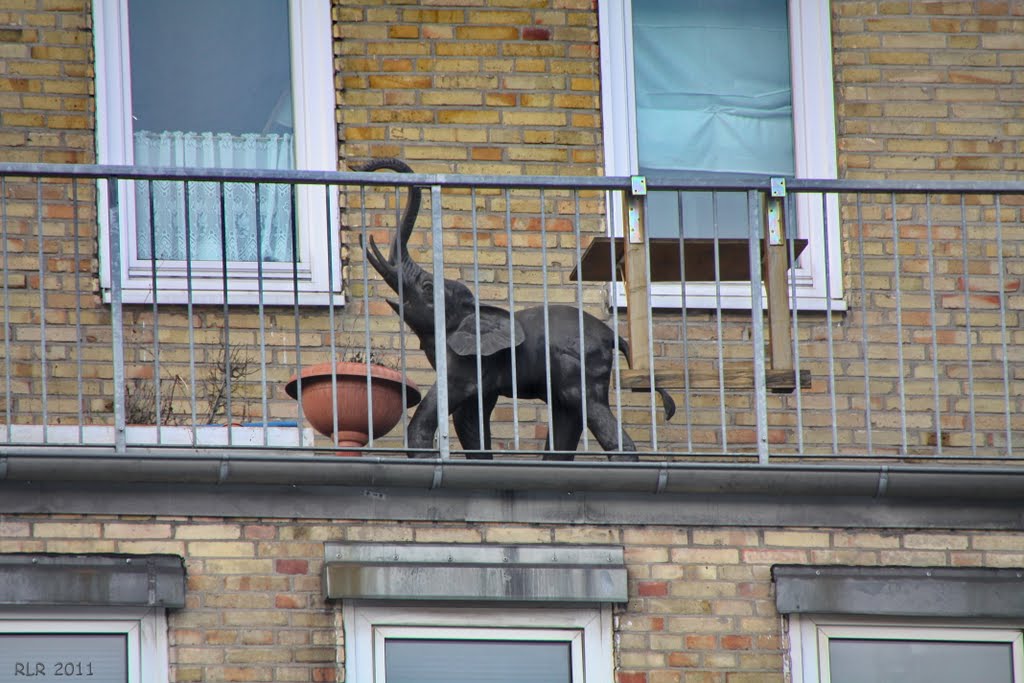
[449,305,525,356]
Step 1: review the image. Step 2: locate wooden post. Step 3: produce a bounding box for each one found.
[622,177,651,371]
[763,180,793,374]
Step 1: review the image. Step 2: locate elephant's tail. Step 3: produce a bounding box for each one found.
[617,336,676,421]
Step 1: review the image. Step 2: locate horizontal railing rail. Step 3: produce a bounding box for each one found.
[1,162,1021,465]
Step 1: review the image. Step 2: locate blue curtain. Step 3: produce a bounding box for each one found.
[632,0,794,239]
[633,0,794,175]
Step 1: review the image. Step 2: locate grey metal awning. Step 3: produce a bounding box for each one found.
[323,543,627,604]
[774,565,1024,618]
[0,554,186,608]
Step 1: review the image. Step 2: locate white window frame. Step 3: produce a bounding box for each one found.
[344,603,613,683]
[0,606,168,683]
[790,615,1024,683]
[598,0,844,311]
[93,0,341,306]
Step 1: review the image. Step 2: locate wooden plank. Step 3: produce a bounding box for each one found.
[571,237,807,283]
[763,197,794,371]
[619,366,811,393]
[622,194,651,370]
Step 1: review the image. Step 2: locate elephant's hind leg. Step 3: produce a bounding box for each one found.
[541,404,583,461]
[585,398,638,461]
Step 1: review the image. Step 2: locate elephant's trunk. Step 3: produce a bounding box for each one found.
[350,158,421,268]
[355,158,430,314]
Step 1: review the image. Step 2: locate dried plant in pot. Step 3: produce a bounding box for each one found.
[284,351,421,456]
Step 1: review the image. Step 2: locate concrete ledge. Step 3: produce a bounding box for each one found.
[324,543,627,603]
[774,565,1024,618]
[0,554,186,608]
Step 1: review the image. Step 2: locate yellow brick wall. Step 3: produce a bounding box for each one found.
[6,514,1024,682]
[336,0,602,175]
[0,0,93,165]
[834,0,1024,179]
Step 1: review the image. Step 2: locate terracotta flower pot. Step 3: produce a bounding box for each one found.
[284,361,421,456]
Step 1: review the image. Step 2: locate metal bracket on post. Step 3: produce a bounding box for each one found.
[767,178,786,246]
[627,175,646,244]
[770,177,787,198]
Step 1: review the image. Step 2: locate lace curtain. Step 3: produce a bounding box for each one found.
[133,131,295,262]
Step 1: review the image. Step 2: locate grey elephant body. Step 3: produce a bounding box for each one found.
[413,304,641,458]
[356,158,675,460]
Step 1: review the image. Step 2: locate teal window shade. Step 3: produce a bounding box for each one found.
[828,639,1014,683]
[384,639,572,683]
[632,0,794,239]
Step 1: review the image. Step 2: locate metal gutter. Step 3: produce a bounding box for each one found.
[2,449,1024,501]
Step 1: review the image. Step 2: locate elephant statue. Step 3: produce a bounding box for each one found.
[354,158,675,460]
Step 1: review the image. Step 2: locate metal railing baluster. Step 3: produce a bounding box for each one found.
[960,194,977,456]
[430,183,450,459]
[824,193,839,454]
[856,194,872,455]
[35,181,48,439]
[748,190,769,463]
[925,194,941,455]
[996,195,1012,456]
[1,177,10,444]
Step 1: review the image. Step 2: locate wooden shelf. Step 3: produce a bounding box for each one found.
[573,194,809,396]
[619,366,811,393]
[570,237,808,283]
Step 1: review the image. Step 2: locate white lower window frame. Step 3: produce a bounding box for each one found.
[790,615,1024,683]
[344,603,613,683]
[0,606,168,683]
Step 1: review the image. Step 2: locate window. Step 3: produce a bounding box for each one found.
[0,607,169,683]
[776,567,1024,683]
[344,604,613,683]
[94,0,339,305]
[599,0,842,309]
[791,616,1024,683]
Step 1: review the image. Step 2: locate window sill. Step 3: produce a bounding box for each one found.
[618,284,849,313]
[103,286,346,307]
[0,424,314,448]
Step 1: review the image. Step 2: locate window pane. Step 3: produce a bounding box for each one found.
[828,639,1014,683]
[128,0,295,261]
[129,0,292,137]
[384,639,572,683]
[0,634,128,682]
[632,0,793,175]
[633,0,793,239]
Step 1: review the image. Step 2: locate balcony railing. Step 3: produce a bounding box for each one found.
[1,162,1022,465]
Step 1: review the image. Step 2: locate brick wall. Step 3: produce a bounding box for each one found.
[834,0,1024,180]
[6,514,1024,682]
[335,0,602,175]
[0,0,93,165]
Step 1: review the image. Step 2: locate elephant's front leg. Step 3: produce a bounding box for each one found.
[453,393,498,459]
[405,376,481,457]
[406,384,441,456]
